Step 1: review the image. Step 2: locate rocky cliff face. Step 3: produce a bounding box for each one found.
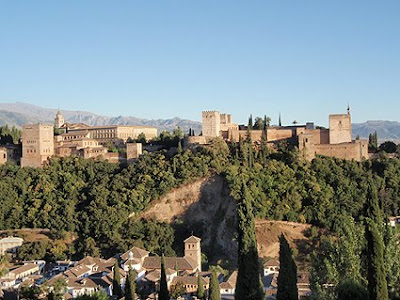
[142,175,238,266]
[141,175,312,268]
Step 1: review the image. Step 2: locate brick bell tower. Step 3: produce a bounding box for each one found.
[184,235,202,272]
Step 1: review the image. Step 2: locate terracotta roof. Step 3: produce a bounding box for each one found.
[121,247,149,261]
[264,259,280,268]
[10,263,39,276]
[145,270,161,282]
[45,274,68,286]
[143,257,197,271]
[220,271,237,289]
[172,275,208,286]
[92,275,113,288]
[68,278,99,289]
[123,258,141,265]
[184,236,201,243]
[65,265,91,278]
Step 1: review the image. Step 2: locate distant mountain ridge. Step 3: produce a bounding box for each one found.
[352,121,400,142]
[0,102,202,134]
[0,102,399,141]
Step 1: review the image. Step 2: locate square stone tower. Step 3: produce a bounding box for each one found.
[202,111,221,137]
[126,143,143,163]
[21,124,54,168]
[184,236,202,272]
[329,112,352,144]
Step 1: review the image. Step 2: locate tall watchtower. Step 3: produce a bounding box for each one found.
[21,124,54,168]
[202,111,221,137]
[329,108,352,144]
[184,236,202,272]
[55,110,65,128]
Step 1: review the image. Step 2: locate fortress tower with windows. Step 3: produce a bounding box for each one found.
[21,124,55,168]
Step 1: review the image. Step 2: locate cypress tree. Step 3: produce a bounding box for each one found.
[363,180,388,300]
[125,267,136,300]
[248,114,253,130]
[279,113,282,126]
[197,272,205,299]
[235,182,264,300]
[159,254,169,300]
[365,218,388,300]
[276,234,298,300]
[177,141,183,153]
[365,181,382,226]
[263,115,268,130]
[112,260,122,298]
[261,130,268,162]
[209,270,221,300]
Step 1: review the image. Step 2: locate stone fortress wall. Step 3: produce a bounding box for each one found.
[198,108,369,162]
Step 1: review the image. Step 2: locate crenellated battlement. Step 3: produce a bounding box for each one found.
[202,110,220,116]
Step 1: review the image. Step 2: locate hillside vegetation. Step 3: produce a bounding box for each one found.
[1,137,400,297]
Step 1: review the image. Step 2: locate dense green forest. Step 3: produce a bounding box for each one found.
[1,134,400,298]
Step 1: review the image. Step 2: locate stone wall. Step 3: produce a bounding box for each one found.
[313,141,369,161]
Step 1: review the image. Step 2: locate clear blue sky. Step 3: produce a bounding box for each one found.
[0,1,399,126]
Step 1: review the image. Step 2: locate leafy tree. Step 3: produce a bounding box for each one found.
[235,183,264,300]
[20,285,43,300]
[170,281,185,299]
[209,270,221,300]
[277,234,298,300]
[48,278,67,300]
[337,279,369,300]
[17,241,49,261]
[0,255,8,277]
[83,237,100,257]
[369,131,378,152]
[75,291,108,300]
[379,141,397,153]
[136,133,147,144]
[253,117,264,130]
[159,254,169,300]
[113,259,122,298]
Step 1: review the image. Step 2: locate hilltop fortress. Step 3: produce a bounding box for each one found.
[190,108,369,161]
[20,111,157,168]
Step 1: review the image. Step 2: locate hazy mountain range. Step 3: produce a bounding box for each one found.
[0,102,202,134]
[0,102,399,142]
